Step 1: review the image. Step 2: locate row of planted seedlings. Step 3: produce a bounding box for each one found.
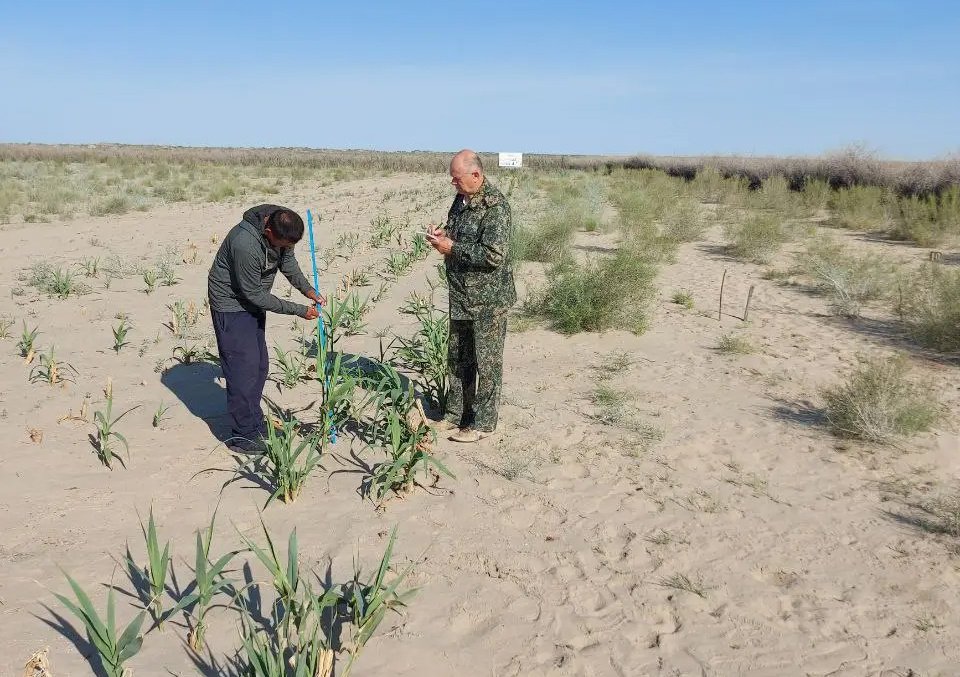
[238,282,453,511]
[56,504,415,676]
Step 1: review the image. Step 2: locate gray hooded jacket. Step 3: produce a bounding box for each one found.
[207,204,315,317]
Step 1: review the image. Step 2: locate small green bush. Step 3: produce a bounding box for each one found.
[716,333,754,355]
[724,214,790,263]
[897,263,960,352]
[525,248,656,334]
[794,239,893,317]
[829,185,889,230]
[822,356,940,443]
[889,186,960,246]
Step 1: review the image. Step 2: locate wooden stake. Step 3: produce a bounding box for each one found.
[718,269,727,321]
[743,285,755,322]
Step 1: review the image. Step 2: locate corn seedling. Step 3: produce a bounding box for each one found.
[142,268,158,294]
[336,232,362,257]
[17,321,39,359]
[93,380,140,468]
[171,343,219,366]
[127,507,171,624]
[409,232,429,259]
[158,260,179,286]
[53,572,146,677]
[80,256,101,277]
[385,251,413,277]
[28,262,88,298]
[364,386,453,504]
[235,413,325,505]
[369,213,398,247]
[344,267,371,288]
[271,346,309,389]
[152,401,171,428]
[342,526,418,676]
[167,508,238,651]
[112,317,132,353]
[392,305,449,411]
[30,346,78,385]
[399,290,432,317]
[165,300,199,338]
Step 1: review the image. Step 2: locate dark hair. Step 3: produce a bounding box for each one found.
[267,208,305,243]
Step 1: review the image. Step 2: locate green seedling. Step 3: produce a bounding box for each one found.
[165,300,199,338]
[128,507,171,624]
[171,343,219,366]
[18,321,40,359]
[236,414,324,505]
[54,572,146,677]
[158,261,179,287]
[168,508,238,650]
[393,304,449,411]
[271,346,309,389]
[93,380,140,469]
[385,251,413,277]
[30,346,78,385]
[336,232,362,256]
[0,318,15,339]
[142,269,158,294]
[112,317,132,353]
[152,401,171,428]
[80,256,101,278]
[409,232,429,260]
[342,526,418,676]
[671,290,695,309]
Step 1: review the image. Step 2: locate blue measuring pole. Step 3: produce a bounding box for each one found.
[306,209,336,443]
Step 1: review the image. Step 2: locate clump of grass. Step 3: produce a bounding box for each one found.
[897,264,960,352]
[0,317,13,339]
[54,572,146,677]
[80,256,101,277]
[724,214,791,263]
[271,346,310,389]
[889,186,960,246]
[660,200,707,243]
[716,333,754,355]
[822,355,940,444]
[513,209,578,262]
[829,185,889,230]
[27,262,89,298]
[794,238,893,317]
[671,290,695,309]
[385,250,413,277]
[525,248,656,334]
[90,193,131,216]
[655,572,709,598]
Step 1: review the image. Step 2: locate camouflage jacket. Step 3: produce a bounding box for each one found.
[444,179,517,320]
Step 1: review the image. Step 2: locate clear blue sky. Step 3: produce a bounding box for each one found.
[1,1,957,158]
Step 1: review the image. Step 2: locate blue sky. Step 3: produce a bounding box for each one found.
[1,1,957,158]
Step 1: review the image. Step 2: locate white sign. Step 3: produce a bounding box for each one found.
[498,152,523,168]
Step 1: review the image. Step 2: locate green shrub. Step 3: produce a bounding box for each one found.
[91,193,131,216]
[716,333,754,355]
[890,186,960,246]
[661,200,706,243]
[897,263,960,352]
[724,214,790,263]
[822,356,940,443]
[524,248,656,334]
[829,185,889,230]
[794,239,893,317]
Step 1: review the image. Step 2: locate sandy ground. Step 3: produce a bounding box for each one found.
[0,172,958,677]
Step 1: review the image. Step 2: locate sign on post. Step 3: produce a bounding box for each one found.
[498,152,523,168]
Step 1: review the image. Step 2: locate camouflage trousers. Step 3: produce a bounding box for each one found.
[444,311,508,432]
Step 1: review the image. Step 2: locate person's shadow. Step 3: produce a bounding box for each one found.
[160,362,231,442]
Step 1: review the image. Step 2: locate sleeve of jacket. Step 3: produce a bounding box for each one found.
[231,234,310,317]
[450,201,511,271]
[278,248,316,298]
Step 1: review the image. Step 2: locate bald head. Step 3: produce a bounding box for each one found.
[449,149,485,196]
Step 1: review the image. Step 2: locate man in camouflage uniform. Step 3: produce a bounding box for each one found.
[427,149,516,443]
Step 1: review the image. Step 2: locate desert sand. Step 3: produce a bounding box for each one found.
[1,171,957,677]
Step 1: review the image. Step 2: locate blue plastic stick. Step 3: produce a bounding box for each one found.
[306,209,336,443]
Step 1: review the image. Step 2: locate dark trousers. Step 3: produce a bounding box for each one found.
[445,312,508,432]
[211,309,268,442]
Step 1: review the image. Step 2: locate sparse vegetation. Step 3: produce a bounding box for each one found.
[716,333,754,355]
[724,213,791,263]
[822,356,940,444]
[27,262,89,298]
[671,290,695,309]
[92,380,140,468]
[794,238,893,317]
[29,346,78,384]
[897,263,960,352]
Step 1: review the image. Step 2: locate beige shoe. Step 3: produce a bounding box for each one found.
[431,419,460,432]
[448,428,492,443]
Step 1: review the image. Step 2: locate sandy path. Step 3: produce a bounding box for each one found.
[0,174,957,676]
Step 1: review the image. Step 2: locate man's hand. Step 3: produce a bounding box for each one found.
[427,230,454,256]
[306,289,327,306]
[304,306,320,320]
